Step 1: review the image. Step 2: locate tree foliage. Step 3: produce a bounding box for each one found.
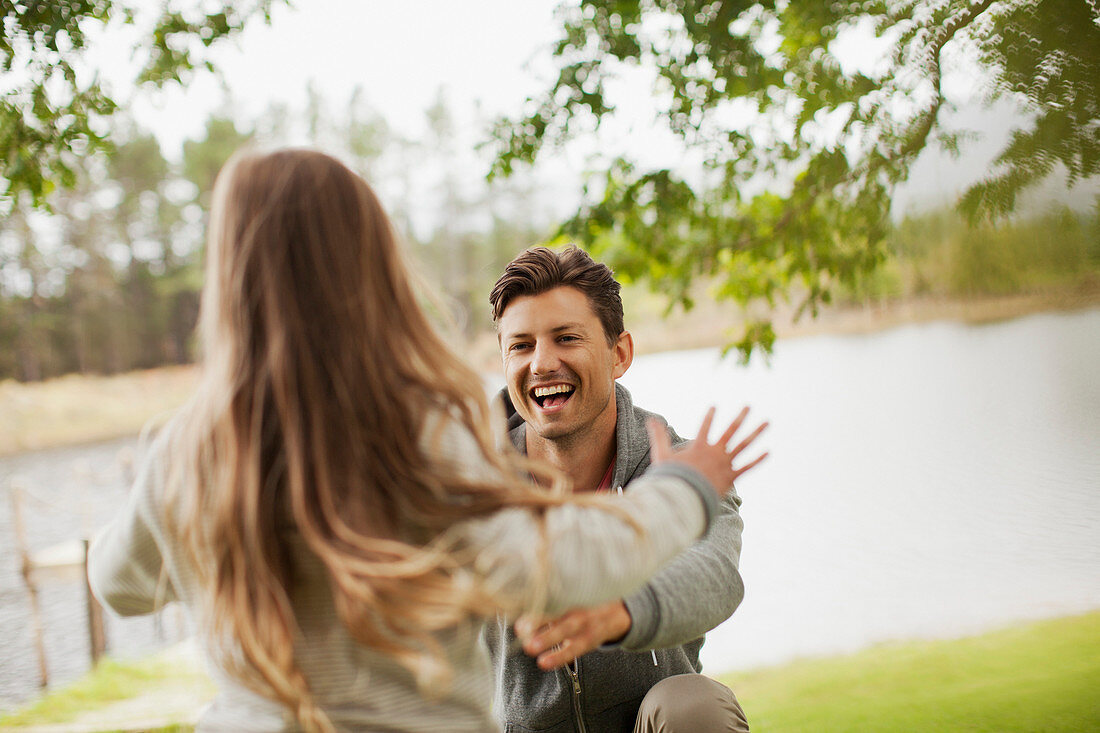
[0,0,281,207]
[0,114,248,380]
[490,0,1100,357]
[0,94,552,382]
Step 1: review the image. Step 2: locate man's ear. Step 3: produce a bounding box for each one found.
[611,331,634,379]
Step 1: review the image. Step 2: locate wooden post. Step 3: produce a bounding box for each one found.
[10,486,49,688]
[82,538,107,665]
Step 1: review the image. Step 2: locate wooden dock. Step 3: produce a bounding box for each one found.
[9,487,107,689]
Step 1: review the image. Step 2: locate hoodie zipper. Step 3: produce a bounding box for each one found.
[566,658,589,733]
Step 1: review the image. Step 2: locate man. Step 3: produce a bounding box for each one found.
[486,245,753,732]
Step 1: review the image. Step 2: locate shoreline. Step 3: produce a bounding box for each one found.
[626,281,1100,358]
[772,283,1100,342]
[4,289,1099,458]
[0,365,198,459]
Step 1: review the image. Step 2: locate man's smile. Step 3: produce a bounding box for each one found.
[530,382,576,411]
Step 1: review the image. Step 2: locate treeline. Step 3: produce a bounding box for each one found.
[839,205,1100,304]
[0,128,210,381]
[3,90,1098,383]
[0,90,554,382]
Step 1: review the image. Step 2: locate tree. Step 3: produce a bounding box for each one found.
[182,116,253,205]
[1,0,282,207]
[0,116,215,381]
[490,0,1100,357]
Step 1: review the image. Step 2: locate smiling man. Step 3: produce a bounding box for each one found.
[486,245,751,733]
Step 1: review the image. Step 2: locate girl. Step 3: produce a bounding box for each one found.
[88,149,765,732]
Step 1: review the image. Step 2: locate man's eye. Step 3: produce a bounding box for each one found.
[559,335,579,343]
[509,343,531,351]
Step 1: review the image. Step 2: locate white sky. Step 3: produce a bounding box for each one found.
[79,0,1096,218]
[106,0,566,157]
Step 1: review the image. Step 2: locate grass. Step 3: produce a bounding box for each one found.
[718,612,1100,732]
[0,644,214,729]
[0,365,196,456]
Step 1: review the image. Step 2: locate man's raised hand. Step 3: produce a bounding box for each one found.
[647,406,769,495]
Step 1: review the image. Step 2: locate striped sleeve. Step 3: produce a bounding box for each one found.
[87,431,178,616]
[433,416,717,615]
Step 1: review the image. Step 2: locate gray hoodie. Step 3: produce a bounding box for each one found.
[486,383,745,732]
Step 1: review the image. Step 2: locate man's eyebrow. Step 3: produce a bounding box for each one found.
[549,322,586,333]
[502,323,588,341]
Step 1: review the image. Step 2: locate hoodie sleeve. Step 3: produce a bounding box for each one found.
[617,489,743,650]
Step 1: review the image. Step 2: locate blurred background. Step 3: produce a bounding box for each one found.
[1,0,1098,730]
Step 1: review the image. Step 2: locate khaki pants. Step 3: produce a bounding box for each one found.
[634,674,750,733]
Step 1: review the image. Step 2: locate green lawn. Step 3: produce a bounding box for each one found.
[0,644,213,730]
[718,612,1100,732]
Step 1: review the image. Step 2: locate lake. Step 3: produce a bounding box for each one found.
[0,434,191,711]
[618,306,1100,672]
[1,306,1097,707]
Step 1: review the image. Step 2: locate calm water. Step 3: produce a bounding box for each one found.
[0,437,191,710]
[1,307,1097,707]
[620,306,1100,673]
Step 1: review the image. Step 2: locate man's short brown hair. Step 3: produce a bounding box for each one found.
[489,245,624,344]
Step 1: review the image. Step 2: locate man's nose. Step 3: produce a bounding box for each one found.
[530,342,561,374]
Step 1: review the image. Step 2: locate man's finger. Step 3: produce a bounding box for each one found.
[718,406,750,446]
[537,639,582,670]
[523,613,586,655]
[732,451,769,480]
[536,634,602,670]
[696,406,716,443]
[729,421,768,459]
[513,615,546,641]
[522,624,565,655]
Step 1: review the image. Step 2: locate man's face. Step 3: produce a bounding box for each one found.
[499,286,632,442]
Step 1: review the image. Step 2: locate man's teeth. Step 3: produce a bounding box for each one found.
[533,385,573,398]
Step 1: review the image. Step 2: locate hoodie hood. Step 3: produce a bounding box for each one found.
[496,382,685,490]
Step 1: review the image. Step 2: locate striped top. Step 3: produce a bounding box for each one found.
[87,411,717,732]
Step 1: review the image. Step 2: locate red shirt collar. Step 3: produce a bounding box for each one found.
[595,455,616,493]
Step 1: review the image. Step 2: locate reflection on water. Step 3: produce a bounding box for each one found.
[1,308,1097,706]
[622,307,1100,673]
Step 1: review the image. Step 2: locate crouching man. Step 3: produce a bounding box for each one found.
[486,245,753,732]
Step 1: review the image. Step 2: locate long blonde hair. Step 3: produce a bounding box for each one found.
[168,149,574,730]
